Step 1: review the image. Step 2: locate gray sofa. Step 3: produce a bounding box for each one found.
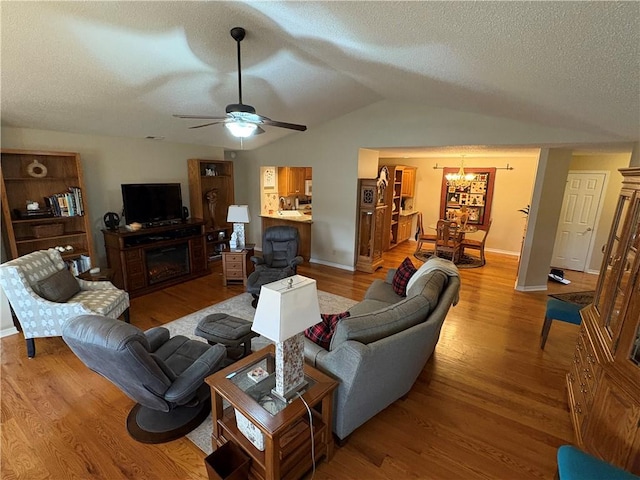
[304,257,461,441]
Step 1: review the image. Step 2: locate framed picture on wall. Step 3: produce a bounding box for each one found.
[440,167,496,228]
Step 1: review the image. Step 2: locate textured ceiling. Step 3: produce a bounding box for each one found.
[1,1,639,150]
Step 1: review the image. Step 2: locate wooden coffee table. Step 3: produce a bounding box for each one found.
[205,344,338,480]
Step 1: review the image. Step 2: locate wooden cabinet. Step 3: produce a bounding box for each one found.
[187,159,234,262]
[222,246,254,286]
[278,167,305,196]
[305,167,312,180]
[380,165,418,250]
[401,167,416,197]
[567,167,640,475]
[0,149,95,268]
[356,179,386,273]
[102,220,207,298]
[397,214,414,243]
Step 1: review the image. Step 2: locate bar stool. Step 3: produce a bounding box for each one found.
[557,445,640,480]
[540,298,582,349]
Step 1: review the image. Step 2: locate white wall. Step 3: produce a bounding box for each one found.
[237,99,631,269]
[1,127,224,264]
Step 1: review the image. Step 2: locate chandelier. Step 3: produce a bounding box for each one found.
[445,156,476,189]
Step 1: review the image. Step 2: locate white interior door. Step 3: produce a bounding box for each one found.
[551,172,606,271]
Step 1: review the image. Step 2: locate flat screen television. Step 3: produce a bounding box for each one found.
[121,183,183,227]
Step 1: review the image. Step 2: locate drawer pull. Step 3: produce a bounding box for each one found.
[575,403,582,414]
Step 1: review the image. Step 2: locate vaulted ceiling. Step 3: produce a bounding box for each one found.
[2,1,638,150]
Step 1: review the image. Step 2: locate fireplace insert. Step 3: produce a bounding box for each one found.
[145,244,190,285]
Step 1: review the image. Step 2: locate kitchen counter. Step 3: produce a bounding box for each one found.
[399,210,418,217]
[260,211,313,223]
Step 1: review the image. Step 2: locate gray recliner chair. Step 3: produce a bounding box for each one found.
[246,226,303,307]
[62,314,226,444]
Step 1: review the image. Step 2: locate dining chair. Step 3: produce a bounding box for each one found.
[461,219,492,265]
[414,212,437,254]
[435,219,462,263]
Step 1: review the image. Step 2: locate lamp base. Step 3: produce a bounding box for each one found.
[274,334,306,402]
[233,223,246,249]
[270,379,308,403]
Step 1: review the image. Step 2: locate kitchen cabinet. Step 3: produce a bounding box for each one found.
[278,167,306,196]
[0,149,95,267]
[567,167,640,474]
[397,214,415,243]
[401,167,416,197]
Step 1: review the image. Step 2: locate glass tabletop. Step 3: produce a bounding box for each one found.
[225,352,315,416]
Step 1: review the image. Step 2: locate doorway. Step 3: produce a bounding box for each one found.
[551,171,607,272]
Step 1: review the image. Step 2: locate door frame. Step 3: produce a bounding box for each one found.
[554,170,610,272]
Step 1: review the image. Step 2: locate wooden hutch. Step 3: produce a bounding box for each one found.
[566,167,640,474]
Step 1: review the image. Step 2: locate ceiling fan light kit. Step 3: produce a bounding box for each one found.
[174,27,307,139]
[225,121,257,138]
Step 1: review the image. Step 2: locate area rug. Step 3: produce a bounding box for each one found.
[163,291,357,454]
[414,250,483,269]
[548,290,595,307]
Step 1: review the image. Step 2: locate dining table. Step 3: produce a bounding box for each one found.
[429,222,479,263]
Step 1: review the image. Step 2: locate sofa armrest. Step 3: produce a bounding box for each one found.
[385,268,396,284]
[304,339,328,367]
[77,278,119,291]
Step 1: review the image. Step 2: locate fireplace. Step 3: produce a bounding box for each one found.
[146,243,190,285]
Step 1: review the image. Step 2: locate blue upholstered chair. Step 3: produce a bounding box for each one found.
[557,445,640,480]
[540,298,582,349]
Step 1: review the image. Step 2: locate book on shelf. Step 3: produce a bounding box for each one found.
[44,187,84,217]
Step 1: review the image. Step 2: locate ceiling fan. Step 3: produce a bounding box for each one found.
[173,27,307,138]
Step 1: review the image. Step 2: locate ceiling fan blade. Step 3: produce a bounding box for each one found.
[173,114,228,120]
[255,126,266,135]
[260,119,307,131]
[188,121,225,129]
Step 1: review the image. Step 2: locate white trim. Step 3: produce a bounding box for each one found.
[1,326,19,338]
[309,258,355,271]
[485,247,520,257]
[514,283,548,292]
[586,268,601,275]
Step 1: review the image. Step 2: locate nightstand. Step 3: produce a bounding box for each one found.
[222,245,254,286]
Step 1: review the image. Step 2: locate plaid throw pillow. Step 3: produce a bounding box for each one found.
[304,311,351,350]
[392,257,417,296]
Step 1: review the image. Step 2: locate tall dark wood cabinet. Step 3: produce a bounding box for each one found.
[566,167,640,474]
[356,179,386,273]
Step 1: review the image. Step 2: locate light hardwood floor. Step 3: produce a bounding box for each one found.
[1,242,597,479]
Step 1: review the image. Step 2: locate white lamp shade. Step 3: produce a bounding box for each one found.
[227,205,250,223]
[252,275,321,342]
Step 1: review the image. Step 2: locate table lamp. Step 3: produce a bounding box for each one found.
[251,275,321,402]
[227,205,250,249]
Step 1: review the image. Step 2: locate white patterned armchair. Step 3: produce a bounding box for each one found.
[0,249,129,358]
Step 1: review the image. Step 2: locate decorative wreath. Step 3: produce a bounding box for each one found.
[27,159,48,178]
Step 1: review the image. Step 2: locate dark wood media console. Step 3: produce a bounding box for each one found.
[102,220,208,298]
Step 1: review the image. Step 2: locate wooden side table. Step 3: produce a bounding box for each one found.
[205,345,338,480]
[77,268,115,282]
[222,245,254,286]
